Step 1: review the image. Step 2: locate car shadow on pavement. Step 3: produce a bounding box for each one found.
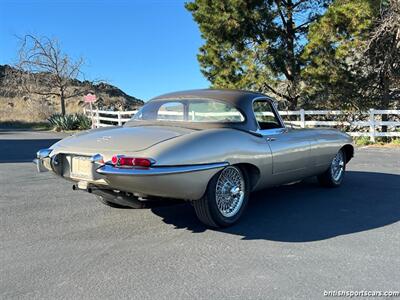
[151,171,400,242]
[0,139,60,163]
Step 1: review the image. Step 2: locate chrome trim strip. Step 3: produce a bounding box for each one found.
[96,162,229,176]
[257,127,288,136]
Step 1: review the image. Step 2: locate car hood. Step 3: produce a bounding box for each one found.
[51,126,194,154]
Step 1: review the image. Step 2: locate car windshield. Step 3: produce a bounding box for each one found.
[130,99,245,123]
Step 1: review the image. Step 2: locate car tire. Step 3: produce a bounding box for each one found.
[317,149,346,187]
[193,165,250,228]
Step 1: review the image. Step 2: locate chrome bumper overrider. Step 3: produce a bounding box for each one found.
[96,162,229,176]
[34,148,53,172]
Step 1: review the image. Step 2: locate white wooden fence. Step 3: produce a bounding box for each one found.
[84,108,400,142]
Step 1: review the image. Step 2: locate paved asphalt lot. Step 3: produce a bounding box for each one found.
[1,130,399,299]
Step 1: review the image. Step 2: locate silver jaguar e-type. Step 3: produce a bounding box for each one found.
[35,89,354,227]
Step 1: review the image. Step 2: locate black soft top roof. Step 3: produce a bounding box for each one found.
[126,89,274,132]
[152,88,268,105]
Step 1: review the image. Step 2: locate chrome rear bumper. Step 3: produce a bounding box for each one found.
[34,150,228,200]
[96,162,229,176]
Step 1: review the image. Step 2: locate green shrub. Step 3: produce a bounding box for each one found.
[391,138,400,145]
[353,136,373,146]
[75,113,92,130]
[48,113,91,131]
[48,113,76,131]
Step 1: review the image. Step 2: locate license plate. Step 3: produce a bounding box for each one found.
[71,156,92,179]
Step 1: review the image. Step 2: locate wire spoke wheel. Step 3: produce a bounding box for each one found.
[330,151,345,182]
[193,165,249,227]
[215,166,245,218]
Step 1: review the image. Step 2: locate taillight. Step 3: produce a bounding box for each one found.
[111,155,119,165]
[111,155,154,168]
[132,158,152,167]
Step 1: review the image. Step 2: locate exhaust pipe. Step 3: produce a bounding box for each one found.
[72,181,92,193]
[72,184,181,209]
[73,185,147,209]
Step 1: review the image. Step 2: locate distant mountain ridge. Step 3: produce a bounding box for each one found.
[0,64,144,122]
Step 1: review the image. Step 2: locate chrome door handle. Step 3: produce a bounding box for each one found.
[266,137,276,142]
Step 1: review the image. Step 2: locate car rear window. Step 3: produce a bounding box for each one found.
[131,99,245,123]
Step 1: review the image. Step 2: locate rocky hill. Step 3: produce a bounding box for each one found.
[0,64,144,122]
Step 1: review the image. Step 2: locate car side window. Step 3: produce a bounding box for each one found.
[253,100,283,130]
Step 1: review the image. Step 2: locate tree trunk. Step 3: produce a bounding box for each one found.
[284,0,299,109]
[285,0,296,83]
[60,89,66,116]
[288,97,298,110]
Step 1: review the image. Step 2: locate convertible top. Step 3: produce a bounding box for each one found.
[130,89,273,132]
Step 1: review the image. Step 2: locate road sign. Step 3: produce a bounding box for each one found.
[84,93,97,103]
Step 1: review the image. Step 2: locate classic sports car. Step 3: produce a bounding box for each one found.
[35,89,354,227]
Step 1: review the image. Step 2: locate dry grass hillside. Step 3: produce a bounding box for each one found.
[0,64,143,123]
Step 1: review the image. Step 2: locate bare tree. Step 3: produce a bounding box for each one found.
[16,34,85,115]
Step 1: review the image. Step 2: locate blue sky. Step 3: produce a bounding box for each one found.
[0,0,209,101]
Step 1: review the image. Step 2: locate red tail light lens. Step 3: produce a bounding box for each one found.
[111,155,119,165]
[111,155,154,168]
[118,156,134,166]
[133,158,152,167]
